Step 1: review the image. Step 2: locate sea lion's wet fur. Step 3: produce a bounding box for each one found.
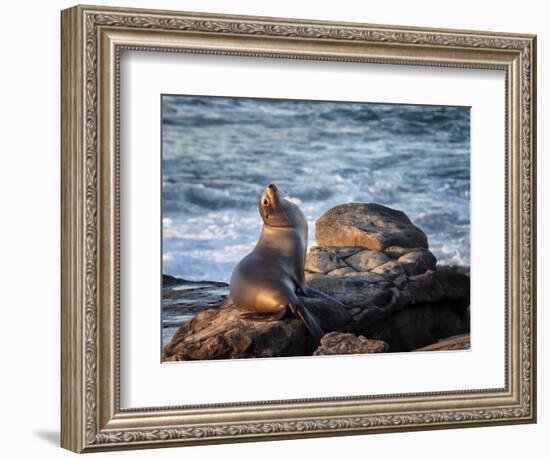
[230,184,324,342]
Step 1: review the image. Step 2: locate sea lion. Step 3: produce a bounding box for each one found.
[229,183,345,344]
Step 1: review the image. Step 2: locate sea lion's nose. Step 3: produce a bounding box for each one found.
[268,183,277,191]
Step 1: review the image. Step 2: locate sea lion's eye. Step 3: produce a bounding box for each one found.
[263,199,269,206]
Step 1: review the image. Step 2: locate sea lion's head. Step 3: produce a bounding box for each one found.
[259,184,306,229]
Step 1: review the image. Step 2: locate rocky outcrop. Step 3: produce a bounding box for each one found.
[305,247,468,313]
[163,202,470,361]
[163,304,316,361]
[315,203,428,250]
[364,300,469,352]
[163,295,355,361]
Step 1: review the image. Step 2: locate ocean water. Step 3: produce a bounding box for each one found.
[162,95,470,283]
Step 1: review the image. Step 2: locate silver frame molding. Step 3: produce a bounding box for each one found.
[61,4,537,453]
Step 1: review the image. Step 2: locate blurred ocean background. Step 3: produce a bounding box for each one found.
[162,95,470,284]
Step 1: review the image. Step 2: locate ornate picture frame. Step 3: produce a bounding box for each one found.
[61,4,536,453]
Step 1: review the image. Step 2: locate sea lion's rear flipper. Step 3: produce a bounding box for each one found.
[301,285,348,312]
[289,297,324,344]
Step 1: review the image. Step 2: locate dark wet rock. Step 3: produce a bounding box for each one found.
[393,273,408,288]
[363,300,469,352]
[162,274,227,289]
[404,271,445,304]
[433,266,470,301]
[301,297,354,331]
[316,203,428,251]
[392,288,412,309]
[455,266,471,277]
[162,274,186,287]
[415,334,471,351]
[313,332,388,355]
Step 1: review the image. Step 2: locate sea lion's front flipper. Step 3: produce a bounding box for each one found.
[300,285,348,312]
[289,296,324,344]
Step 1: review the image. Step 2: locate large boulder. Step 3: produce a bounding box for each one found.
[316,203,428,251]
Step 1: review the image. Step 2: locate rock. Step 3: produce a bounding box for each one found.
[307,275,393,309]
[305,250,347,274]
[305,271,325,282]
[344,284,394,309]
[162,274,227,290]
[346,250,390,271]
[392,273,408,288]
[455,266,471,277]
[162,274,186,287]
[316,203,428,251]
[433,266,470,300]
[392,288,412,309]
[344,271,388,283]
[305,275,349,295]
[163,304,316,361]
[384,245,418,259]
[301,297,354,331]
[370,260,405,281]
[314,332,388,355]
[363,301,469,352]
[309,245,362,259]
[398,249,437,276]
[327,267,355,276]
[415,334,471,351]
[404,271,445,304]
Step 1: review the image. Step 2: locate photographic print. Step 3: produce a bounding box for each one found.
[161,95,471,361]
